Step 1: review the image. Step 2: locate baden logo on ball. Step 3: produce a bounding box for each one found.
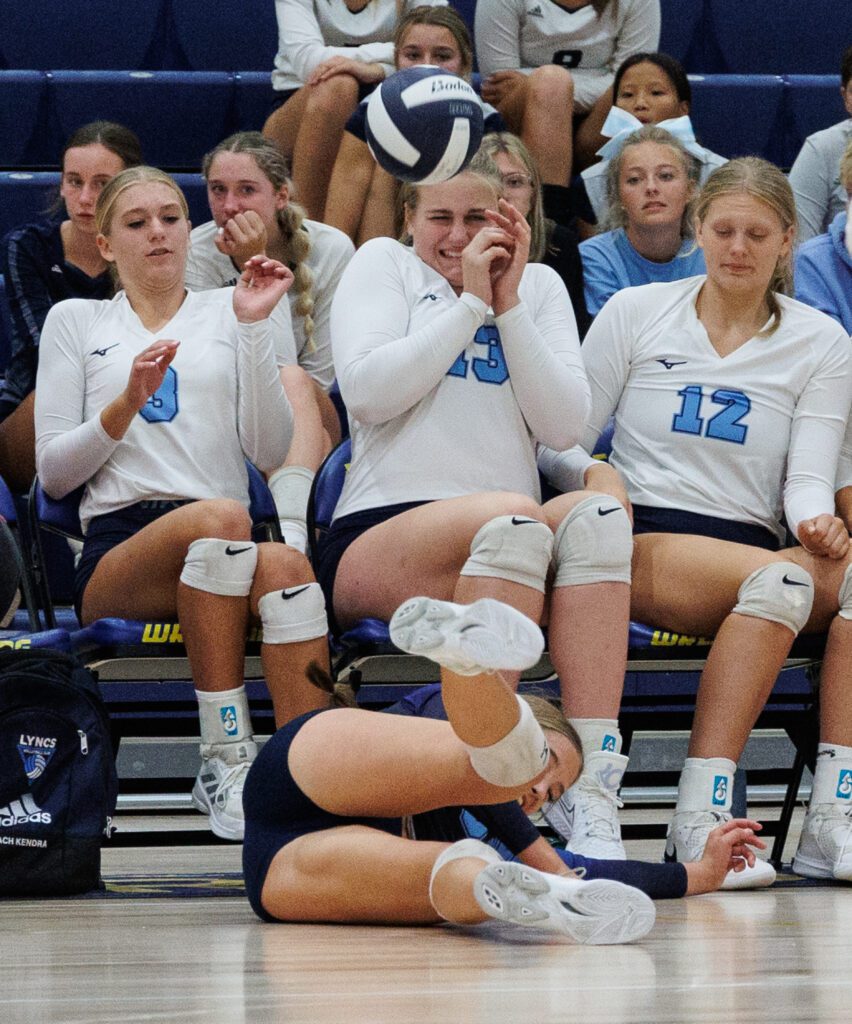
[365,65,484,184]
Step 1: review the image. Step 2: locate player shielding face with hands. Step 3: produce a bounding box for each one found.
[322,152,637,864]
[34,167,333,843]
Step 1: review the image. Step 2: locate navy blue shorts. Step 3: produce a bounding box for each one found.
[632,504,780,551]
[242,708,402,922]
[315,500,431,633]
[74,500,192,620]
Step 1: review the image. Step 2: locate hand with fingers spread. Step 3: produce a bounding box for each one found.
[486,199,531,315]
[214,210,268,269]
[684,818,768,894]
[797,514,850,559]
[461,223,514,307]
[233,255,295,323]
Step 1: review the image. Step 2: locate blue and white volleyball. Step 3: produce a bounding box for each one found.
[365,65,484,184]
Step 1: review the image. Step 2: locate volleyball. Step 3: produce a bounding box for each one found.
[365,65,484,184]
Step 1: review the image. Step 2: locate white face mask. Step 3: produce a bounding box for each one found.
[846,196,852,257]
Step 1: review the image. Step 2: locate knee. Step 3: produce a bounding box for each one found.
[732,561,814,635]
[307,76,359,116]
[255,541,314,592]
[527,65,574,106]
[189,499,252,542]
[255,545,328,643]
[461,506,554,593]
[552,493,632,587]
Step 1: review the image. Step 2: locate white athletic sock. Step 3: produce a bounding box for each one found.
[810,743,852,808]
[570,718,622,757]
[195,685,253,747]
[268,466,314,552]
[676,756,736,814]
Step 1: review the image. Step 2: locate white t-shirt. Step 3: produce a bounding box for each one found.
[272,0,447,92]
[331,236,590,519]
[185,218,353,390]
[475,0,660,112]
[34,289,293,532]
[538,277,852,541]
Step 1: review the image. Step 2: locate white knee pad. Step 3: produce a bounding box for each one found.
[460,515,553,593]
[838,564,852,621]
[732,561,814,635]
[179,538,257,596]
[465,697,550,788]
[258,582,328,643]
[552,495,633,587]
[428,839,503,916]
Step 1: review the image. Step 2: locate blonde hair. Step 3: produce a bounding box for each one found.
[95,165,188,237]
[603,124,700,235]
[694,157,797,336]
[202,132,316,351]
[398,162,503,244]
[840,136,852,194]
[474,132,547,262]
[95,167,188,287]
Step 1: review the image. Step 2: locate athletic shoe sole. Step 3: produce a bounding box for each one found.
[389,597,544,675]
[474,862,656,945]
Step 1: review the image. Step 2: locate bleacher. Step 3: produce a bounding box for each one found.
[0,0,849,846]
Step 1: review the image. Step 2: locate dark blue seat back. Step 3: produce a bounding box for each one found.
[0,172,58,239]
[690,75,786,165]
[309,439,352,539]
[48,71,236,170]
[170,0,278,72]
[172,173,210,232]
[0,72,51,165]
[782,75,847,169]
[0,1,167,71]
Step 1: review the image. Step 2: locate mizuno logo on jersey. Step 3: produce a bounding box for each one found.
[91,343,120,357]
[527,4,543,15]
[421,293,439,303]
[0,793,52,827]
[50,264,63,274]
[656,358,687,370]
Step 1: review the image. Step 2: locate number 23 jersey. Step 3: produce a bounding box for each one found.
[579,276,852,542]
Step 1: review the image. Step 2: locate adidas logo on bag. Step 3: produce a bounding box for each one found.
[0,792,52,827]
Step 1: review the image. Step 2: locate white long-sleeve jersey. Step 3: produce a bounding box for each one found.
[34,289,293,532]
[475,0,660,112]
[272,0,447,91]
[184,218,354,391]
[538,277,852,542]
[331,237,590,519]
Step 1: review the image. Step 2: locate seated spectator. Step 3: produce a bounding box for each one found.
[472,134,591,337]
[186,132,351,552]
[789,45,852,243]
[262,0,446,220]
[34,167,332,841]
[325,5,502,246]
[579,124,705,316]
[540,158,852,887]
[325,155,635,862]
[0,121,142,493]
[795,137,852,332]
[475,0,661,224]
[581,52,726,226]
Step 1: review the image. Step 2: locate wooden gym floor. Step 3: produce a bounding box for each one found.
[3,807,852,1024]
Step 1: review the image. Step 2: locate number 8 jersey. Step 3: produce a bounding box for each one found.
[547,277,852,544]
